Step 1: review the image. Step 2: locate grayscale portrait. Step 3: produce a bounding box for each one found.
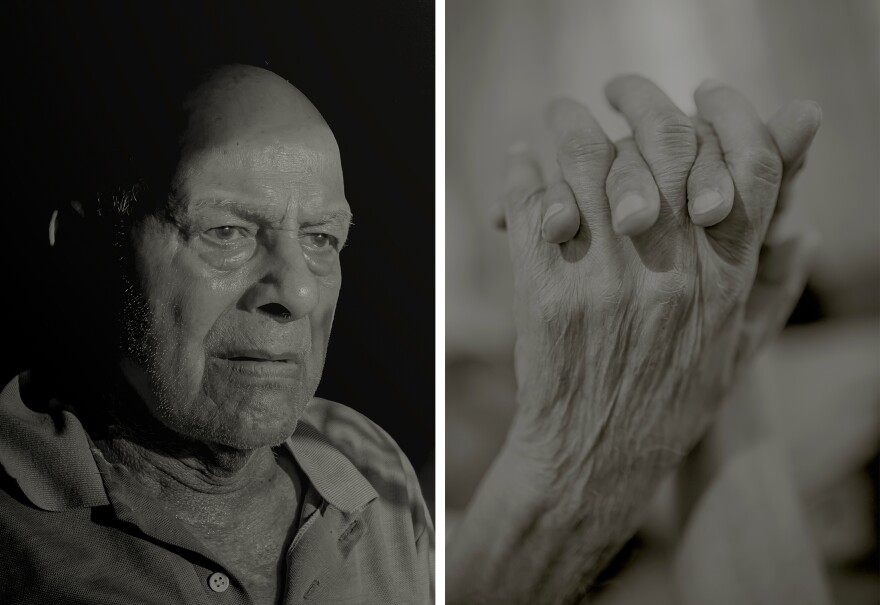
[446,1,879,604]
[0,2,434,603]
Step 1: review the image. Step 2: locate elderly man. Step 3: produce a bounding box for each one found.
[0,65,432,604]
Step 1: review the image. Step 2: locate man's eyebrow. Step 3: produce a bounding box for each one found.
[186,198,352,227]
[187,198,279,221]
[301,209,354,227]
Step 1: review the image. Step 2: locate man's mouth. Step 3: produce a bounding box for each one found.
[210,350,303,380]
[216,349,302,363]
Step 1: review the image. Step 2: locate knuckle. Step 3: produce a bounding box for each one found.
[607,158,648,191]
[558,132,615,168]
[610,152,647,175]
[736,148,783,187]
[647,112,697,160]
[508,186,544,210]
[686,160,724,192]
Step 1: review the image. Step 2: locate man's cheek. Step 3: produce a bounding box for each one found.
[315,277,341,339]
[150,269,241,385]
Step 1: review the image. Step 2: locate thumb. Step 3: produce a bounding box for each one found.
[766,99,822,174]
[766,100,822,216]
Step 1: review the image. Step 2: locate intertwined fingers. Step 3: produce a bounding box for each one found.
[605,137,661,235]
[546,98,616,237]
[688,117,735,227]
[605,75,697,220]
[694,79,784,244]
[497,79,821,270]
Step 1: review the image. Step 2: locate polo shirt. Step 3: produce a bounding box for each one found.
[0,371,433,604]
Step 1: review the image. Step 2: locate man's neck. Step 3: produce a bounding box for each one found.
[93,429,304,603]
[62,368,302,537]
[45,364,304,602]
[93,433,282,507]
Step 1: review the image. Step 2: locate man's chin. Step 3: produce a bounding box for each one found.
[208,417,302,451]
[151,392,310,453]
[197,379,313,445]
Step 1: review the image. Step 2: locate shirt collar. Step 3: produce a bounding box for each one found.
[0,372,108,511]
[285,420,378,514]
[0,371,378,514]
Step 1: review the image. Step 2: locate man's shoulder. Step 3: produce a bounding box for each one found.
[302,397,432,544]
[303,397,415,477]
[302,398,430,517]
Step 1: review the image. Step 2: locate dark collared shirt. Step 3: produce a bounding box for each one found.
[0,372,433,604]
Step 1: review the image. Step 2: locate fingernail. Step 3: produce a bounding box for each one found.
[541,202,566,240]
[691,190,724,215]
[544,202,565,222]
[615,194,650,227]
[698,78,724,93]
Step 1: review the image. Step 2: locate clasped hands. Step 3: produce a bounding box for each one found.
[475,75,820,598]
[498,75,820,459]
[448,76,822,603]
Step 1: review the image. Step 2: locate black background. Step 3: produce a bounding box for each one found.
[0,1,434,472]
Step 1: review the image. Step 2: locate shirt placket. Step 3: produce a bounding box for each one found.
[93,451,253,605]
[283,496,370,604]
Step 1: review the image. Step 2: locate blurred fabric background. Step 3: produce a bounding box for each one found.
[446,0,878,602]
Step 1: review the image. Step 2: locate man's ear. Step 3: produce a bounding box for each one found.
[48,200,87,248]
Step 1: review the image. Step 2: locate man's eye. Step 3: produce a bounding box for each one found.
[303,233,338,249]
[204,226,248,243]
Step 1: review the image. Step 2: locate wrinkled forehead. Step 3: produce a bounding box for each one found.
[178,125,344,183]
[169,68,347,216]
[170,127,348,222]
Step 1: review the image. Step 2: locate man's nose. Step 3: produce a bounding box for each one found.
[243,236,319,323]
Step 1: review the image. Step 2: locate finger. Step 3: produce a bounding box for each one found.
[493,182,582,246]
[546,98,616,230]
[687,118,735,227]
[494,140,553,231]
[767,100,822,185]
[605,137,661,235]
[541,181,581,243]
[503,142,546,251]
[605,75,697,214]
[765,100,822,237]
[694,79,783,236]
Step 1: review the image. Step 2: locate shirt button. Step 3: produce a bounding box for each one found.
[208,572,229,593]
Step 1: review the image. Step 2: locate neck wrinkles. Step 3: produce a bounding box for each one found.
[72,373,283,501]
[94,435,280,498]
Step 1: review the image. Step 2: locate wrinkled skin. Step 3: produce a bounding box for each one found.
[119,66,352,452]
[505,78,820,460]
[448,76,821,604]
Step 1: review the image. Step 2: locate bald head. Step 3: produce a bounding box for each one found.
[179,65,336,155]
[166,64,346,216]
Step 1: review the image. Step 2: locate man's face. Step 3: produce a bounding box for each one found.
[121,116,350,450]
